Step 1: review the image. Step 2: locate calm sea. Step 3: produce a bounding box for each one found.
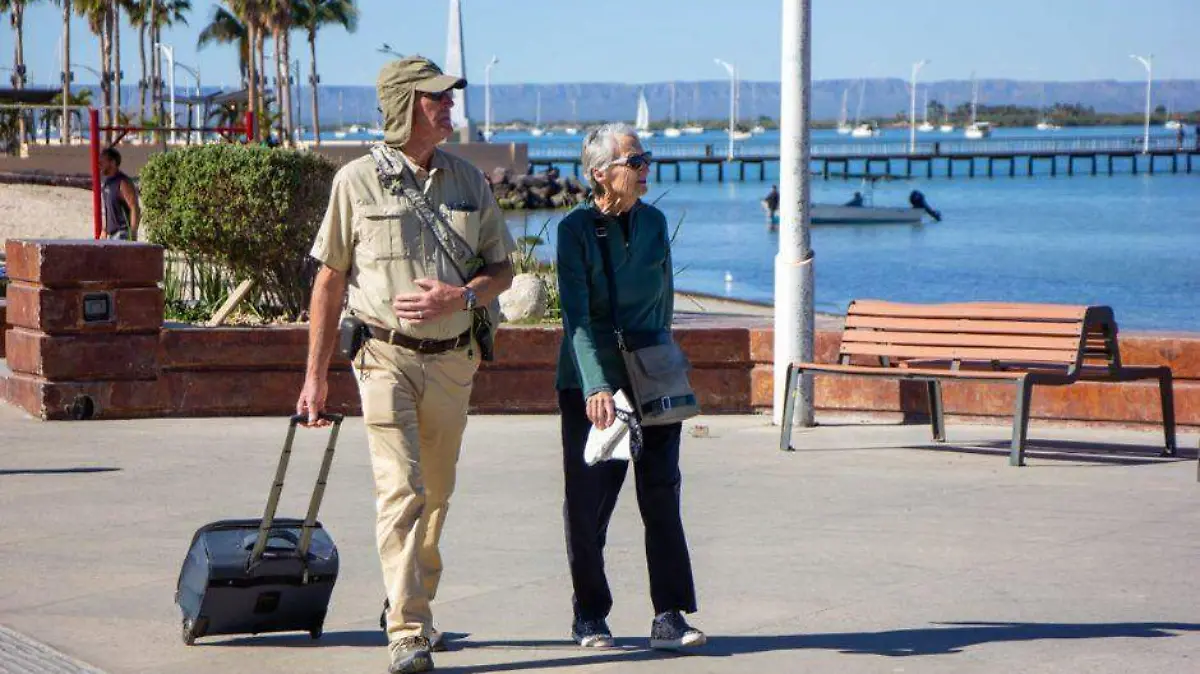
[500,125,1200,332]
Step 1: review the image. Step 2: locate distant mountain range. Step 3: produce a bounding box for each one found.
[311,79,1200,127]
[87,78,1200,127]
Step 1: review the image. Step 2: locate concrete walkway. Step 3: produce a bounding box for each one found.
[1,404,1198,673]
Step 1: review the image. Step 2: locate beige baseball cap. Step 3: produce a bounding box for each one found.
[377,56,465,146]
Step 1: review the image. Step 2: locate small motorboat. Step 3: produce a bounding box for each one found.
[766,182,942,226]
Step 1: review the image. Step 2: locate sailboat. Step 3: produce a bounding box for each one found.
[529,91,545,137]
[564,98,579,135]
[963,74,991,139]
[1035,83,1059,131]
[1164,98,1182,130]
[836,88,852,134]
[850,80,878,138]
[662,82,682,138]
[682,82,705,133]
[749,82,766,134]
[939,110,954,133]
[635,90,654,139]
[333,92,347,138]
[917,88,934,132]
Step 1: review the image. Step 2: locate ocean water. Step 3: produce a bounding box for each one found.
[503,126,1200,332]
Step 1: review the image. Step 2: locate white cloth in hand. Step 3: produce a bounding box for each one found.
[584,390,636,466]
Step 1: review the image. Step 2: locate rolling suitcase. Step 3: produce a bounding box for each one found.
[174,413,344,645]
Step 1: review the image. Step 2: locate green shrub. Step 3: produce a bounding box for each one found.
[139,144,337,319]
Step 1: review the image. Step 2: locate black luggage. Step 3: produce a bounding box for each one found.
[175,414,344,645]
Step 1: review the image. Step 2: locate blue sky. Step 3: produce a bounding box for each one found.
[9,0,1199,89]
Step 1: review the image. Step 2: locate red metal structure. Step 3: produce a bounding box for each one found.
[89,108,255,239]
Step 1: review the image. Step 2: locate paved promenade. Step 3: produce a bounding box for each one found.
[1,403,1198,673]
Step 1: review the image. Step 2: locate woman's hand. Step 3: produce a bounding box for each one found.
[586,391,617,431]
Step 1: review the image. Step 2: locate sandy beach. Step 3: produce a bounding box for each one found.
[0,184,95,250]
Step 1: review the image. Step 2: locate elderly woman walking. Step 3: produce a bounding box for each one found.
[554,123,706,650]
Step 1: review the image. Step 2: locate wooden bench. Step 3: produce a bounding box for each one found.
[779,300,1177,466]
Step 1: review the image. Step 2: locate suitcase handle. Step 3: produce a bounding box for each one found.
[248,414,343,569]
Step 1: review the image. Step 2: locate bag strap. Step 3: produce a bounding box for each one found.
[592,217,627,352]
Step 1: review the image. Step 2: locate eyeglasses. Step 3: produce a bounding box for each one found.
[611,151,653,171]
[421,90,454,103]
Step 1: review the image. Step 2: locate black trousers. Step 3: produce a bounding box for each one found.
[559,389,698,621]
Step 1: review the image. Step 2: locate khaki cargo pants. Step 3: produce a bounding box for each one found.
[354,338,478,644]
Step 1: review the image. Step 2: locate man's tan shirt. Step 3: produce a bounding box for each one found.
[311,147,516,340]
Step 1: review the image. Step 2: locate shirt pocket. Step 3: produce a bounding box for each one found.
[355,204,424,260]
[447,207,482,252]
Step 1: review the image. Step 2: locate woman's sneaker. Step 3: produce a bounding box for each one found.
[571,617,615,648]
[650,611,707,650]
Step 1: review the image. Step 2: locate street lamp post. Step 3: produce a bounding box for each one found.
[775,0,814,428]
[174,60,200,142]
[155,43,176,143]
[1129,53,1152,155]
[715,58,736,161]
[484,55,498,140]
[909,59,929,153]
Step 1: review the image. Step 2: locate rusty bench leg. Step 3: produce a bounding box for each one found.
[779,364,802,452]
[1155,368,1176,460]
[927,380,946,442]
[1010,378,1033,467]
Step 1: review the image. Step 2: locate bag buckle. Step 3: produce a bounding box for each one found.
[660,396,673,411]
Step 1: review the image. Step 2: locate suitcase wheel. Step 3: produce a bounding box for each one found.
[181,618,196,646]
[380,597,389,631]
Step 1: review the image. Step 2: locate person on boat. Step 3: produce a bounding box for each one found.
[845,191,864,208]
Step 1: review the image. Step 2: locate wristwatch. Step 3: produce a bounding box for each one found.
[463,287,478,311]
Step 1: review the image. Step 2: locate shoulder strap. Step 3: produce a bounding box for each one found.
[592,218,626,351]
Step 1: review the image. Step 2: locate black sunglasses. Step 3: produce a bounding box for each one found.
[421,90,454,103]
[611,151,653,170]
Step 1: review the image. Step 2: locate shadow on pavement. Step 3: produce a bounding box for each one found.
[0,467,121,476]
[438,621,1200,672]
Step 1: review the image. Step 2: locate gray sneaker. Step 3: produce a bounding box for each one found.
[650,611,706,650]
[388,635,434,673]
[571,617,615,648]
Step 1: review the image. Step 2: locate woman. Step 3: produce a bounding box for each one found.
[555,123,705,650]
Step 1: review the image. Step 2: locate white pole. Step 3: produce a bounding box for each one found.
[774,0,813,427]
[157,43,176,144]
[909,59,928,153]
[485,55,498,140]
[715,58,736,160]
[1130,54,1153,155]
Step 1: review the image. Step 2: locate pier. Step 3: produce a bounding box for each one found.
[527,134,1200,181]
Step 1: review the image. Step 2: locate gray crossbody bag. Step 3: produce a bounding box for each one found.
[593,217,700,426]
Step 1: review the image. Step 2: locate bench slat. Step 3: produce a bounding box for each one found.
[840,331,1081,351]
[840,342,1080,364]
[849,300,1089,321]
[844,315,1084,337]
[794,362,1028,380]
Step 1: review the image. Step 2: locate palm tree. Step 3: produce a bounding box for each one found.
[295,0,357,146]
[74,0,114,138]
[44,87,92,139]
[1,0,44,144]
[146,0,190,137]
[263,0,295,145]
[225,0,266,140]
[197,5,248,83]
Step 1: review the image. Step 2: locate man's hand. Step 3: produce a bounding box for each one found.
[586,391,617,431]
[393,278,466,323]
[296,376,331,427]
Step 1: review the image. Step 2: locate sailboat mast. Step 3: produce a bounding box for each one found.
[669,82,676,124]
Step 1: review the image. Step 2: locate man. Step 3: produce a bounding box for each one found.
[762,184,780,228]
[98,148,139,240]
[296,56,515,674]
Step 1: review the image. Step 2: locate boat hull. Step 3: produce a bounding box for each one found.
[810,205,924,225]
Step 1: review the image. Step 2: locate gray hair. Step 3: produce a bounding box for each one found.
[581,123,637,196]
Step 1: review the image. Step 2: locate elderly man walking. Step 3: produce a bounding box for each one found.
[296,56,515,674]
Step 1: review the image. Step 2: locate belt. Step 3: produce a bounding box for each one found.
[366,325,471,354]
[640,394,698,417]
